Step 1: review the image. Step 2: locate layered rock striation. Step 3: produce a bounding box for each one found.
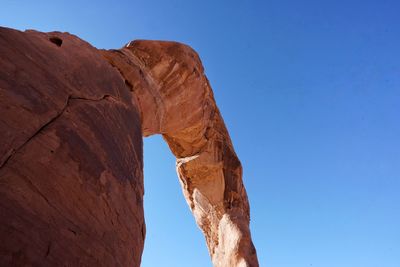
[0,27,258,266]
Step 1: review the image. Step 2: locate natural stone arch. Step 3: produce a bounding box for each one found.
[102,40,258,267]
[0,27,258,267]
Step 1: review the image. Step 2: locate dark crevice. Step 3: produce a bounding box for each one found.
[49,36,62,47]
[45,242,51,258]
[124,79,134,92]
[67,228,77,235]
[0,94,114,171]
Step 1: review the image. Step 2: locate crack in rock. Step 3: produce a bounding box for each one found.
[0,94,115,170]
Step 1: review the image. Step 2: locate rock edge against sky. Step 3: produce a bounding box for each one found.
[0,27,258,267]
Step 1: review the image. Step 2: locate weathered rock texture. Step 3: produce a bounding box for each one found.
[0,26,258,267]
[0,27,145,267]
[102,42,259,267]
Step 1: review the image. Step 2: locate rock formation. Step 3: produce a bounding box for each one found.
[0,26,258,266]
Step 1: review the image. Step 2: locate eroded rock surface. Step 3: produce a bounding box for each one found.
[0,27,144,267]
[102,41,259,267]
[0,26,258,267]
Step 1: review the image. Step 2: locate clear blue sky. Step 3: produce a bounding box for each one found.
[2,1,399,266]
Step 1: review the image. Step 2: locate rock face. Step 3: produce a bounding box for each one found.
[102,41,259,267]
[0,27,258,266]
[0,27,145,267]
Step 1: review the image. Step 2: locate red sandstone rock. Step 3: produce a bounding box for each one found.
[102,42,259,267]
[0,27,144,266]
[0,26,258,266]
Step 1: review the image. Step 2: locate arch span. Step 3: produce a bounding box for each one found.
[102,40,259,267]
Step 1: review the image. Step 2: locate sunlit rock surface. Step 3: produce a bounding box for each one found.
[0,27,258,267]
